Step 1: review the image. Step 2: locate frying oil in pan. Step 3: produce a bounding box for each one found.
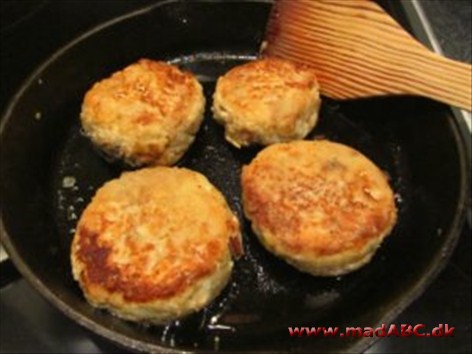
[50,55,409,351]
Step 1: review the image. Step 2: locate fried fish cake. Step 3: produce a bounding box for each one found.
[71,167,241,323]
[212,58,320,148]
[81,59,205,167]
[241,140,397,276]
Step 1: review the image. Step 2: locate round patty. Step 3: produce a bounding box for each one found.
[212,58,320,148]
[71,167,242,323]
[81,59,205,167]
[241,140,397,276]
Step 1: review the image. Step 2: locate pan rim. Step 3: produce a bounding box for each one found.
[0,0,470,353]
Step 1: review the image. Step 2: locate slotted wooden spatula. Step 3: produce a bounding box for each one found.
[262,0,472,111]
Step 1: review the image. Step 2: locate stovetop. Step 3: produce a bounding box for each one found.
[0,1,470,353]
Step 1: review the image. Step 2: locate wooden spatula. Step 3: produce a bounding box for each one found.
[262,0,472,111]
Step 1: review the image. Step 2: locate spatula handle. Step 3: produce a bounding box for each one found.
[263,0,472,111]
[398,50,471,110]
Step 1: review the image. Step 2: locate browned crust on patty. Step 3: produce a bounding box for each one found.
[75,228,222,302]
[242,140,397,266]
[81,59,205,166]
[71,167,240,304]
[212,58,320,147]
[216,58,318,111]
[83,59,199,124]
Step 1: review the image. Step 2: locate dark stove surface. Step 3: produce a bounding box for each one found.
[0,0,48,32]
[0,1,470,353]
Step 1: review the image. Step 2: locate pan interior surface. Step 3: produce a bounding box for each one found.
[0,1,468,353]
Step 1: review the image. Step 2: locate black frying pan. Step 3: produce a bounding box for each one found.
[0,1,470,353]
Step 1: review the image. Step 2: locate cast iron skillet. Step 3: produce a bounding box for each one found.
[0,0,470,353]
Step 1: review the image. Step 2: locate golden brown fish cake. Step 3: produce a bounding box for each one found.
[212,58,320,148]
[71,167,242,323]
[241,140,397,276]
[81,59,205,167]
